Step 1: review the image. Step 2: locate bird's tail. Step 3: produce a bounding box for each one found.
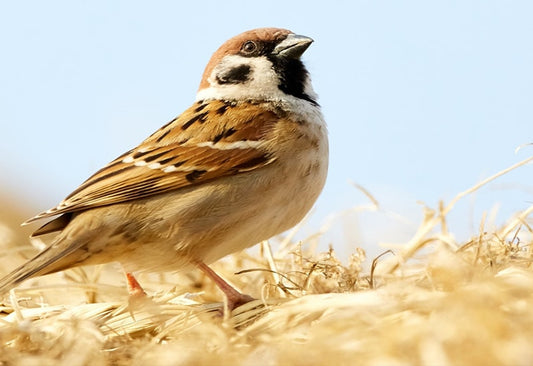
[0,237,87,294]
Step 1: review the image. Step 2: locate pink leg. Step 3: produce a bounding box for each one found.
[197,262,254,311]
[123,271,158,318]
[125,272,146,297]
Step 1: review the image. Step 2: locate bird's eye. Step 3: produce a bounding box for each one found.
[241,41,257,54]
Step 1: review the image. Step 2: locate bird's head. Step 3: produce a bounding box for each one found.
[196,28,318,106]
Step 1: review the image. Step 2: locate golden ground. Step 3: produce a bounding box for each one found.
[0,156,532,366]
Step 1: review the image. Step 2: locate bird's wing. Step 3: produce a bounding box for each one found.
[25,100,280,224]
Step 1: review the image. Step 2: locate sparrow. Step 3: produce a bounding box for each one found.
[0,27,328,310]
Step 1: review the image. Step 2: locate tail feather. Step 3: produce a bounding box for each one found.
[0,239,87,294]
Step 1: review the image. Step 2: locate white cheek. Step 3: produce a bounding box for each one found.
[244,58,280,93]
[200,55,282,100]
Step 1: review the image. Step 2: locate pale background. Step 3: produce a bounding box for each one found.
[1,1,532,258]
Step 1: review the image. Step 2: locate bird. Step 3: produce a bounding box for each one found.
[0,27,328,310]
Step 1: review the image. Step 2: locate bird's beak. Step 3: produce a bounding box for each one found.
[272,34,314,59]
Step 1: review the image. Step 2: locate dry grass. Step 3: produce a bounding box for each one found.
[1,156,532,366]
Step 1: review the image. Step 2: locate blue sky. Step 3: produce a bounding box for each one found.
[1,1,532,257]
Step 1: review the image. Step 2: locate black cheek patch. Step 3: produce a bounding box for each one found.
[216,64,251,84]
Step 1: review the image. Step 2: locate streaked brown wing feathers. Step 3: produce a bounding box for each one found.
[25,101,279,223]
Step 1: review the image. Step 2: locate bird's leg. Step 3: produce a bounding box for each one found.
[196,261,254,311]
[124,271,146,297]
[122,270,159,319]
